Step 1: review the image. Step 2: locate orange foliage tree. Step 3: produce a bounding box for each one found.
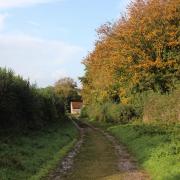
[81,0,180,105]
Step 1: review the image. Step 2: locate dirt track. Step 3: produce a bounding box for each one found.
[48,123,150,180]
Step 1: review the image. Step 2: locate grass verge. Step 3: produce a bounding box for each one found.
[30,138,77,180]
[108,123,180,180]
[0,121,78,180]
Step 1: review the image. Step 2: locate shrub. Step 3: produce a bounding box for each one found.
[85,102,138,124]
[108,104,138,124]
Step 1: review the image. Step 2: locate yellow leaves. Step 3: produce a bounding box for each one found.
[99,90,109,102]
[82,0,180,104]
[168,41,180,47]
[132,73,140,84]
[121,97,129,105]
[119,88,126,97]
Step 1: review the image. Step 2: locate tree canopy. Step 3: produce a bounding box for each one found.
[81,0,180,105]
[55,77,81,112]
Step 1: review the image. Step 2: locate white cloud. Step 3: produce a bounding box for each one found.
[0,34,83,87]
[0,0,62,9]
[0,13,8,31]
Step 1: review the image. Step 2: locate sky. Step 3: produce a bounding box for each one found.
[0,0,132,87]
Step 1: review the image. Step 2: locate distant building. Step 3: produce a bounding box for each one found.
[70,101,83,115]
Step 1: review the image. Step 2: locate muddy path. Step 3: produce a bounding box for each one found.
[48,122,150,180]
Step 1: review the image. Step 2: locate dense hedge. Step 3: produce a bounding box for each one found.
[0,68,65,130]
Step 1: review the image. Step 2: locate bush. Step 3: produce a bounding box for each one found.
[85,102,138,124]
[108,103,138,124]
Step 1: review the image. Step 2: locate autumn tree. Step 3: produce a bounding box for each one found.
[82,0,180,105]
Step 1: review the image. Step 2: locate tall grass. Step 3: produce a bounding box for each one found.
[143,88,180,123]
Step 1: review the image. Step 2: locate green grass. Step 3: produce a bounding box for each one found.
[108,123,180,180]
[0,121,78,180]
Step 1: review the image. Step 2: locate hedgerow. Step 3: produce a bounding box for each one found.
[0,68,66,130]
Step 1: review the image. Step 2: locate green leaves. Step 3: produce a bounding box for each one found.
[0,67,66,131]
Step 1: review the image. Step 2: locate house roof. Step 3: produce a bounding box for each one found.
[71,101,83,109]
